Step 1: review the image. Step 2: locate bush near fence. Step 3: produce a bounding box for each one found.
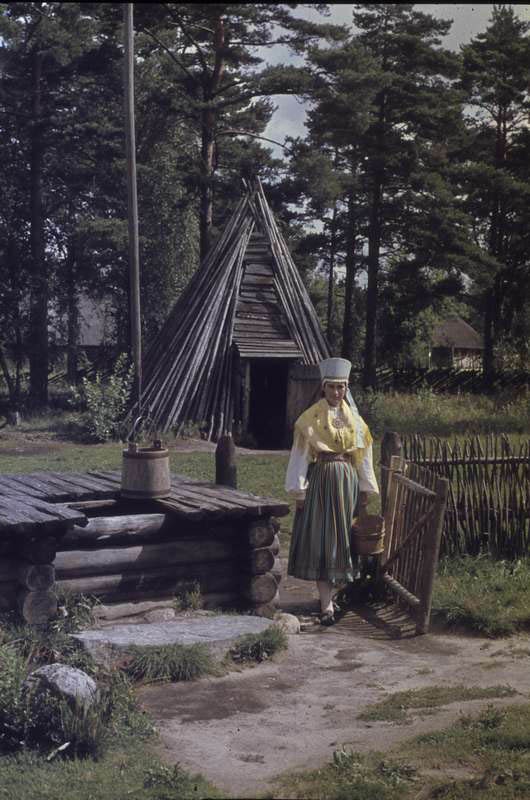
[400,433,529,559]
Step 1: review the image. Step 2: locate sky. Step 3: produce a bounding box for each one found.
[263,3,530,151]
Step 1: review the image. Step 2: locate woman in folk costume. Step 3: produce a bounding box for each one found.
[285,358,379,625]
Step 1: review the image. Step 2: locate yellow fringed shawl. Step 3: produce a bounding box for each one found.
[294,398,373,467]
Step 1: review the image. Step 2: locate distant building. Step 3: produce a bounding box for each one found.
[429,317,483,370]
[50,294,115,356]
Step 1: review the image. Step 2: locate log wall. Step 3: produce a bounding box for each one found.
[0,505,282,621]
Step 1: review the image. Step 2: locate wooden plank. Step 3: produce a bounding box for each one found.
[11,473,79,502]
[87,470,122,487]
[173,475,289,516]
[5,473,78,501]
[7,473,75,500]
[89,470,289,518]
[0,476,48,499]
[234,317,288,330]
[236,300,282,313]
[0,492,87,527]
[382,573,420,608]
[242,264,273,277]
[0,495,82,529]
[237,349,301,359]
[393,473,437,498]
[29,471,99,500]
[234,323,290,335]
[0,497,55,524]
[47,471,119,496]
[147,497,208,521]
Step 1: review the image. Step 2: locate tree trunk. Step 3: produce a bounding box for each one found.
[199,15,225,263]
[482,287,495,387]
[200,107,215,261]
[341,188,357,362]
[0,344,15,404]
[362,176,382,389]
[29,49,48,408]
[66,236,79,384]
[326,202,338,338]
[483,108,507,387]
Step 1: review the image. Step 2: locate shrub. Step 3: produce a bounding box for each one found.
[228,625,288,664]
[70,353,134,442]
[23,688,111,760]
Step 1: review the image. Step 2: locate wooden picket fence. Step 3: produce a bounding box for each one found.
[395,433,530,558]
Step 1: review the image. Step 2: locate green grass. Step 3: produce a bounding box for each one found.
[274,703,530,800]
[228,625,288,664]
[124,642,216,683]
[0,742,221,800]
[0,618,219,799]
[273,747,412,800]
[432,557,530,637]
[357,685,517,724]
[355,389,530,437]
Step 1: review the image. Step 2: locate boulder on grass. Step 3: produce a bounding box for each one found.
[24,664,97,710]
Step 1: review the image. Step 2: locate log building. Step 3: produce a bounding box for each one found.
[138,183,330,447]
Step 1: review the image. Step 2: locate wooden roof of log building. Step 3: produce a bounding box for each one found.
[136,183,330,439]
[431,317,483,350]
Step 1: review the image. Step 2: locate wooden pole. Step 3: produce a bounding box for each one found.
[124,3,142,409]
[381,432,403,514]
[416,476,449,634]
[215,434,237,489]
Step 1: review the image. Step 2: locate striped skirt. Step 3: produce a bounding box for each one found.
[287,459,359,583]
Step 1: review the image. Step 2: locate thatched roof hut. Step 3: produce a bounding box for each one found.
[137,183,330,445]
[430,317,483,369]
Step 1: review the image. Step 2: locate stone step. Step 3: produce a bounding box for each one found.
[72,614,275,668]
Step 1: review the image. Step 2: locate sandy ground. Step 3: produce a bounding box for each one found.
[138,562,530,798]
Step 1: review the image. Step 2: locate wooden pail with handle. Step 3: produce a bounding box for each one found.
[121,439,171,499]
[121,415,171,500]
[351,514,385,556]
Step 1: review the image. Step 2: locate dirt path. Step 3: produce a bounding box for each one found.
[138,564,530,798]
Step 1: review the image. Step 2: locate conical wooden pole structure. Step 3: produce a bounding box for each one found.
[124,3,142,411]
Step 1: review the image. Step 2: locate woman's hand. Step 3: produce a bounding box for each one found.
[296,499,305,511]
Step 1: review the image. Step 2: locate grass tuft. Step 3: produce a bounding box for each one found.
[358,685,517,724]
[124,643,214,683]
[228,625,288,664]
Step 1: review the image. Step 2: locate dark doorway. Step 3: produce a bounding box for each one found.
[248,360,289,448]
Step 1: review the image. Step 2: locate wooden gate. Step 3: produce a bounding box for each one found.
[378,455,449,634]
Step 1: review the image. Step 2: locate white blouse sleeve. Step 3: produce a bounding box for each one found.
[285,431,311,500]
[357,443,379,494]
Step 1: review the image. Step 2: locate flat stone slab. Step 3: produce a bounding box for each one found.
[72,615,275,667]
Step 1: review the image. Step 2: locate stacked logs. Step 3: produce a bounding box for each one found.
[0,535,58,624]
[245,517,282,618]
[52,510,281,613]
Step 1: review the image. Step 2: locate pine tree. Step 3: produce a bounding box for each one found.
[459,5,530,383]
[135,3,346,261]
[352,3,462,387]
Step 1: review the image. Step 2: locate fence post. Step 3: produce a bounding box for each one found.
[216,434,237,489]
[415,476,449,635]
[381,432,403,514]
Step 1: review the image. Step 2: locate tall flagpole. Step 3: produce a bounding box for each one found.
[124,2,142,412]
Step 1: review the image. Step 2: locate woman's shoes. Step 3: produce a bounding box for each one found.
[320,611,335,626]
